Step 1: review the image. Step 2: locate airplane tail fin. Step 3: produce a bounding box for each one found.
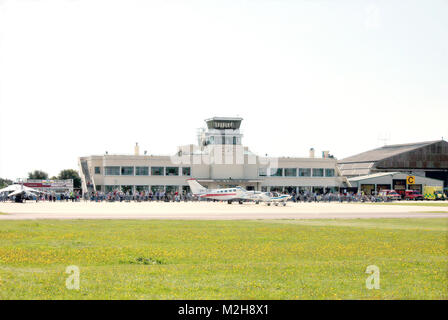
[187,179,207,195]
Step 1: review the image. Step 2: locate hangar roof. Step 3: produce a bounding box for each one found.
[339,140,442,164]
[348,172,399,182]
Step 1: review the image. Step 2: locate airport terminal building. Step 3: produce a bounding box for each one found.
[79,117,346,195]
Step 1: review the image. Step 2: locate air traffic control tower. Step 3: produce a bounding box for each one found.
[198,117,244,149]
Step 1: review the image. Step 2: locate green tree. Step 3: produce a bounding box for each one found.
[28,170,49,180]
[58,169,81,189]
[0,178,13,188]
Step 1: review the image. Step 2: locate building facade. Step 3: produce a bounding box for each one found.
[79,117,345,195]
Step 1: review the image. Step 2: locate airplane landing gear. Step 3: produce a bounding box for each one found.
[227,200,232,204]
[267,203,271,206]
[282,202,287,206]
[238,200,243,204]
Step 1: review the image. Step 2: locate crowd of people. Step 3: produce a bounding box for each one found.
[289,191,388,203]
[84,190,195,202]
[0,189,393,203]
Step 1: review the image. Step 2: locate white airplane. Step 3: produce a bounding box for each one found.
[187,179,248,204]
[0,184,42,202]
[249,191,292,206]
[187,179,292,205]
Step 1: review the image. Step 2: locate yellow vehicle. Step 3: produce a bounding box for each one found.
[423,186,444,200]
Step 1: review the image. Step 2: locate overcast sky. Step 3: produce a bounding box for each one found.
[0,0,447,179]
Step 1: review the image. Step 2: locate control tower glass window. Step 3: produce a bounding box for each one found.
[202,117,243,146]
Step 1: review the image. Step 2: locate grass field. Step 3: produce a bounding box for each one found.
[0,219,447,299]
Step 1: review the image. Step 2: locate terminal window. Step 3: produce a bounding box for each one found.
[284,168,297,177]
[270,168,283,176]
[136,167,149,176]
[325,169,335,177]
[166,167,179,176]
[299,168,311,177]
[182,167,191,176]
[313,168,324,177]
[94,167,101,174]
[121,167,134,176]
[258,168,267,176]
[151,167,164,176]
[105,166,120,176]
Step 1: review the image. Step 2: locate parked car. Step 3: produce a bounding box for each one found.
[378,190,402,201]
[434,190,447,201]
[404,190,424,200]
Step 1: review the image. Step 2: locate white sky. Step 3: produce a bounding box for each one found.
[0,0,447,179]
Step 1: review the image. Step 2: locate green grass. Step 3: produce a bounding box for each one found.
[0,219,447,300]
[363,202,448,207]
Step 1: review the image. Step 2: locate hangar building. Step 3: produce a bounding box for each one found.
[338,140,448,188]
[347,172,443,195]
[79,117,346,195]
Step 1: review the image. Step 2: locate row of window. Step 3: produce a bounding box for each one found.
[97,166,191,176]
[95,166,335,177]
[216,189,237,193]
[259,168,335,177]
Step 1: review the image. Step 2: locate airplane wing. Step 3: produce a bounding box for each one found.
[7,189,27,197]
[7,188,40,198]
[0,185,20,193]
[23,185,43,194]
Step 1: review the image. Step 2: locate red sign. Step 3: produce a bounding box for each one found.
[24,183,45,188]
